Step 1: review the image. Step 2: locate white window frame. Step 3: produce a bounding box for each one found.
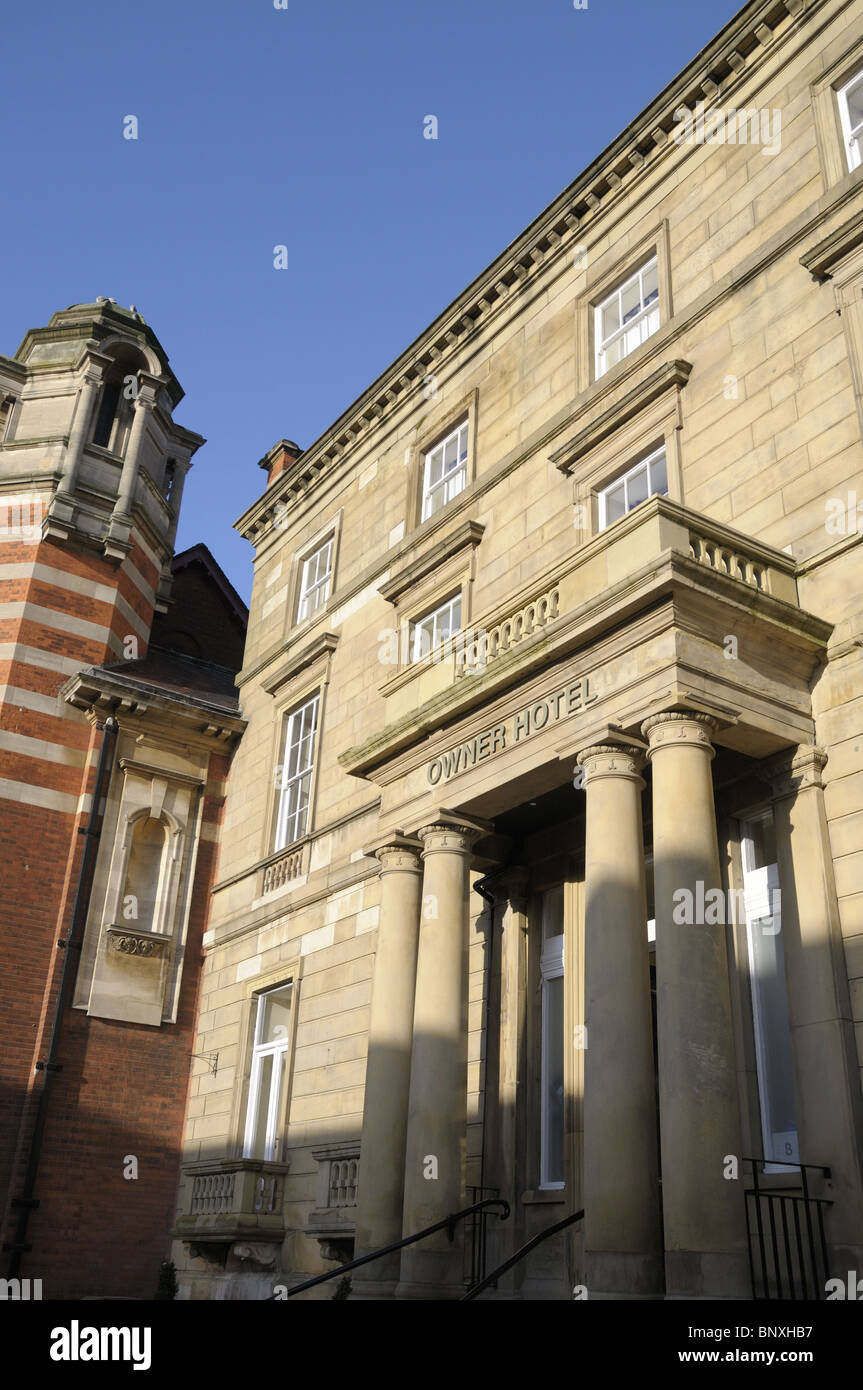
[274,693,319,851]
[595,256,660,379]
[297,536,334,623]
[597,445,668,532]
[838,69,863,172]
[539,886,565,1190]
[421,420,468,521]
[410,592,462,663]
[243,984,292,1161]
[741,811,799,1172]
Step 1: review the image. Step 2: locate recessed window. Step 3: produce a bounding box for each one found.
[742,811,799,1169]
[410,593,462,662]
[91,381,123,448]
[297,537,334,622]
[421,420,468,521]
[595,257,660,378]
[243,984,292,1161]
[275,694,319,850]
[838,70,863,171]
[597,446,667,532]
[540,885,565,1189]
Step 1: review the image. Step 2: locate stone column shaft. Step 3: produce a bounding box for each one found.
[578,741,663,1298]
[643,711,749,1299]
[770,746,863,1269]
[396,814,487,1300]
[352,836,423,1297]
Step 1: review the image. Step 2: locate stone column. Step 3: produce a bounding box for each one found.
[351,835,423,1299]
[112,375,161,520]
[396,813,488,1300]
[577,741,663,1298]
[47,364,105,537]
[769,746,863,1270]
[642,711,749,1299]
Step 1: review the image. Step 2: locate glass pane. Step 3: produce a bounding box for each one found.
[747,815,777,871]
[621,277,641,324]
[413,620,432,660]
[249,1054,273,1159]
[604,482,626,525]
[426,447,443,487]
[626,464,649,510]
[747,894,798,1164]
[847,76,863,129]
[649,451,668,497]
[260,986,292,1044]
[600,296,620,339]
[444,433,458,470]
[642,260,659,303]
[542,975,565,1184]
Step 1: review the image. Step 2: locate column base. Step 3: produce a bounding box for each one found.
[394,1278,466,1301]
[348,1277,398,1301]
[664,1250,752,1299]
[585,1250,665,1299]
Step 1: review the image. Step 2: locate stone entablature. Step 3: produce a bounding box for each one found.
[339,494,826,788]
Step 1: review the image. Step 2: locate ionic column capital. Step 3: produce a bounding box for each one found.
[764,743,828,801]
[414,810,492,858]
[641,711,718,757]
[373,837,424,876]
[576,742,646,785]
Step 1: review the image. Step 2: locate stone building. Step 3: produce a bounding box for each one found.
[0,301,246,1298]
[173,0,863,1300]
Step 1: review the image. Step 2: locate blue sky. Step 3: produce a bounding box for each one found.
[1,0,742,601]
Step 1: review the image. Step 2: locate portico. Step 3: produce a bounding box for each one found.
[342,496,863,1299]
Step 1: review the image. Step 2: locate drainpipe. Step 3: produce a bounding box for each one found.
[473,875,498,1200]
[5,715,118,1279]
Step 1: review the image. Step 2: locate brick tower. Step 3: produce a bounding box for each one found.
[0,301,245,1298]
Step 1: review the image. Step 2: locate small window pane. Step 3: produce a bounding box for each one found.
[847,75,863,129]
[604,482,626,525]
[601,298,620,338]
[621,277,641,324]
[249,1054,274,1160]
[643,261,659,303]
[260,986,292,1045]
[627,464,649,510]
[649,451,668,496]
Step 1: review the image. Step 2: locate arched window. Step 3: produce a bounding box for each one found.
[123,815,169,933]
[90,347,147,453]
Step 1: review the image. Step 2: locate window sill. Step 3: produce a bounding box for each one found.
[521,1187,567,1205]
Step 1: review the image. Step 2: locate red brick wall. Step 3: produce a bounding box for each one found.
[0,531,237,1298]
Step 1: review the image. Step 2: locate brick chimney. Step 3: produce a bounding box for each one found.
[258,438,302,488]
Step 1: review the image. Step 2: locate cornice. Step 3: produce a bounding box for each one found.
[62,669,246,744]
[800,205,863,280]
[236,0,817,546]
[551,359,692,473]
[260,631,340,697]
[379,520,485,605]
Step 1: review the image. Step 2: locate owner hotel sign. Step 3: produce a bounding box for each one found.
[427,676,598,786]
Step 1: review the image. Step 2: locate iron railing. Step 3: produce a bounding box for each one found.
[744,1158,832,1301]
[461,1208,585,1300]
[276,1196,511,1298]
[465,1185,503,1288]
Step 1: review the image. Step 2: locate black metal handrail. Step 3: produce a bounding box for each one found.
[461,1207,584,1300]
[277,1196,511,1298]
[743,1158,832,1301]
